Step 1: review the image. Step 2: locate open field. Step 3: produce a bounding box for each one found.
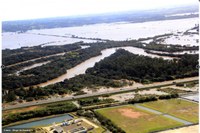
[2,100,74,118]
[96,105,183,133]
[3,105,43,119]
[141,99,199,123]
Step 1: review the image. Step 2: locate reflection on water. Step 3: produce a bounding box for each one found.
[36,46,175,87]
[80,45,90,49]
[6,114,73,128]
[16,61,51,75]
[182,93,199,102]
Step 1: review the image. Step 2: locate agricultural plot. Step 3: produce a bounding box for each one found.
[141,99,199,123]
[96,105,183,133]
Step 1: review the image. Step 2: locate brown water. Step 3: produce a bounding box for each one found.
[16,61,51,75]
[35,46,175,87]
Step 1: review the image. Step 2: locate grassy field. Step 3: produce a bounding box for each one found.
[141,99,199,123]
[88,126,105,133]
[3,105,44,119]
[96,105,183,133]
[3,100,74,118]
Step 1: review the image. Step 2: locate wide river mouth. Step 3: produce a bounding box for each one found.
[35,46,177,87]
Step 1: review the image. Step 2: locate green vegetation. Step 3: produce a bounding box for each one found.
[128,93,178,104]
[3,55,60,75]
[145,50,183,58]
[96,105,183,133]
[2,102,77,126]
[88,126,105,133]
[128,95,157,104]
[176,81,198,88]
[141,99,199,123]
[3,44,81,66]
[94,111,125,133]
[142,43,198,52]
[2,45,102,89]
[78,97,115,106]
[2,41,198,102]
[3,41,135,90]
[77,110,95,119]
[3,106,43,119]
[157,87,192,94]
[2,75,126,102]
[87,49,198,83]
[62,74,127,92]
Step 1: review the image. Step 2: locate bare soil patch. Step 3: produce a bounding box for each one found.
[117,108,147,119]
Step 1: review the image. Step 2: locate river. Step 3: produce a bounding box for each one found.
[16,61,51,75]
[36,46,175,87]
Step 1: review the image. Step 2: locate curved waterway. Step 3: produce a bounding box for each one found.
[16,61,51,75]
[36,46,175,87]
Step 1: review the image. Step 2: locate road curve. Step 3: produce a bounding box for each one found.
[3,77,198,111]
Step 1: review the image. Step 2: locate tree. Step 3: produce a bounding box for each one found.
[6,91,16,102]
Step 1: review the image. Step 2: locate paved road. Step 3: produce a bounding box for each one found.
[3,77,198,111]
[134,104,193,125]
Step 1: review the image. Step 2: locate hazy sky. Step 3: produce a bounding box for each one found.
[0,0,198,21]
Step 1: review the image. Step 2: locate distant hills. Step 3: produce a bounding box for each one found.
[2,5,198,32]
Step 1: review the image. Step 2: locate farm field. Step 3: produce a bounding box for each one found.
[96,105,183,133]
[141,99,199,123]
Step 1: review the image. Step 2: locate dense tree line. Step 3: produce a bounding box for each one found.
[3,44,81,66]
[145,50,189,58]
[157,87,191,94]
[2,41,198,102]
[132,41,198,52]
[3,102,77,126]
[2,46,103,89]
[61,74,127,91]
[87,49,198,83]
[78,97,114,106]
[3,41,141,90]
[77,110,95,119]
[128,93,179,104]
[3,56,60,75]
[4,39,196,66]
[3,74,125,102]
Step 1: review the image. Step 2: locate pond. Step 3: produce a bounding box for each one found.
[6,114,73,129]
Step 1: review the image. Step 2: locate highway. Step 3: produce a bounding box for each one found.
[3,76,198,111]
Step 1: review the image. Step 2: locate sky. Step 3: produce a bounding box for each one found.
[0,0,198,21]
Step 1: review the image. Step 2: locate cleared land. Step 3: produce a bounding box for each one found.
[141,99,199,123]
[96,105,183,133]
[3,105,43,119]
